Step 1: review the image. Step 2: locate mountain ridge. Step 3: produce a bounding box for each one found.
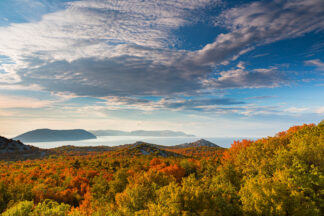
[48,139,222,158]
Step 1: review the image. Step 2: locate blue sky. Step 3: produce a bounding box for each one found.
[0,0,323,137]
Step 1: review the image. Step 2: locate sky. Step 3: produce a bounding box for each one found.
[0,0,323,138]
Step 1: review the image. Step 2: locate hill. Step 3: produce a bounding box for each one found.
[47,139,219,157]
[172,139,220,148]
[120,141,184,157]
[79,141,185,158]
[163,139,223,157]
[50,145,113,156]
[0,136,46,160]
[14,129,97,143]
[0,136,30,153]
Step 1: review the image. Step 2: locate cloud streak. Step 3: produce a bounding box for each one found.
[99,96,245,112]
[202,64,286,89]
[305,59,324,71]
[0,94,53,109]
[194,0,324,65]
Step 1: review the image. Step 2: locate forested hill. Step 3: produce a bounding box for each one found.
[49,140,222,157]
[0,121,323,215]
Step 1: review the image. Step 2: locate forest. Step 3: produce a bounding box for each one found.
[0,121,323,216]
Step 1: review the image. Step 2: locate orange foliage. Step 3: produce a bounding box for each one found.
[149,158,185,182]
[150,158,162,166]
[0,122,321,215]
[159,164,185,182]
[73,187,93,216]
[276,123,315,137]
[222,139,253,163]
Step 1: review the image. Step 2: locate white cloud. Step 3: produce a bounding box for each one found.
[285,107,309,113]
[0,0,323,97]
[0,0,212,62]
[0,84,43,91]
[284,106,324,116]
[315,107,324,114]
[0,95,53,109]
[305,59,324,71]
[202,63,285,89]
[0,0,215,96]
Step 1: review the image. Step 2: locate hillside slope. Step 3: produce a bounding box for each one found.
[0,136,30,153]
[112,141,184,157]
[0,136,46,160]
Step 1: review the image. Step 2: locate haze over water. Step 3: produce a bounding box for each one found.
[23,136,256,149]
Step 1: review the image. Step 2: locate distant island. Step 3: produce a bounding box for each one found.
[14,129,97,143]
[89,129,195,137]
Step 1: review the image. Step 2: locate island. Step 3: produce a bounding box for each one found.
[13,129,97,143]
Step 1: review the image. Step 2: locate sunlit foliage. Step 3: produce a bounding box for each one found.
[0,122,323,215]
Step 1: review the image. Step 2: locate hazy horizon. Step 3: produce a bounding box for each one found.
[20,135,261,149]
[3,124,301,139]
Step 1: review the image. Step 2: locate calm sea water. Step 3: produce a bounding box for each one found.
[24,136,257,149]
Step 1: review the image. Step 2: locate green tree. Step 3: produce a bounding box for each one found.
[2,201,33,216]
[116,170,172,215]
[144,175,217,216]
[31,199,70,216]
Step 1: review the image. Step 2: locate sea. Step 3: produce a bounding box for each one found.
[23,136,258,149]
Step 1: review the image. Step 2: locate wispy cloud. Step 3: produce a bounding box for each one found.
[0,0,215,96]
[305,59,324,71]
[285,107,309,113]
[0,94,53,109]
[98,96,244,112]
[202,64,286,89]
[194,0,324,66]
[315,107,324,114]
[246,96,278,100]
